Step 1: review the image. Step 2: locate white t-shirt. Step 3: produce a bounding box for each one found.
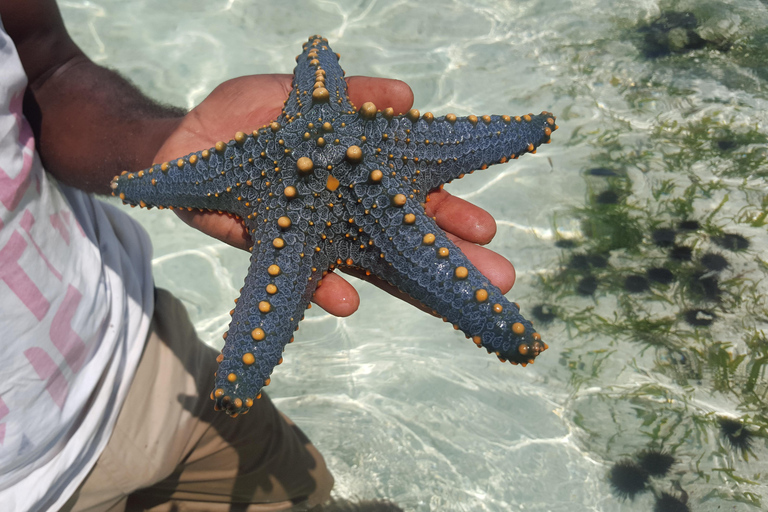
[0,20,153,512]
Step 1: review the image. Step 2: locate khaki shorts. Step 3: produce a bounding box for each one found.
[62,288,333,512]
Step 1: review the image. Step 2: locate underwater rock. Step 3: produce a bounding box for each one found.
[637,11,706,58]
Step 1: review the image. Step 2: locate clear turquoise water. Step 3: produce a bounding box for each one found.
[61,1,768,510]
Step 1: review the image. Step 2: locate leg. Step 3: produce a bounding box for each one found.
[66,288,333,512]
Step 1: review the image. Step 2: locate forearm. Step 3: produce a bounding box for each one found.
[29,55,185,194]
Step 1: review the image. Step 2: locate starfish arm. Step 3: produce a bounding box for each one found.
[378,111,557,197]
[352,197,546,365]
[212,224,321,416]
[110,132,275,219]
[281,35,353,122]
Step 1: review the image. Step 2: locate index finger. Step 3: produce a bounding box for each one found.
[346,76,414,115]
[424,188,497,246]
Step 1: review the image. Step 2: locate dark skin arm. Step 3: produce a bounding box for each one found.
[1,0,515,316]
[2,0,184,192]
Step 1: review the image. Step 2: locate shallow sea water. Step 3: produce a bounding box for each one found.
[60,0,768,510]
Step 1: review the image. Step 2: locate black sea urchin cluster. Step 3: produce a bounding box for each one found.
[608,449,678,503]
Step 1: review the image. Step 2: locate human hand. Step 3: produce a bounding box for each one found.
[152,74,515,317]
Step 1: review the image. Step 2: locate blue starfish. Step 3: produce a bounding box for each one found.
[111,35,556,416]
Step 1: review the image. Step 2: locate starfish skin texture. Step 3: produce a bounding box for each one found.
[111,35,557,416]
